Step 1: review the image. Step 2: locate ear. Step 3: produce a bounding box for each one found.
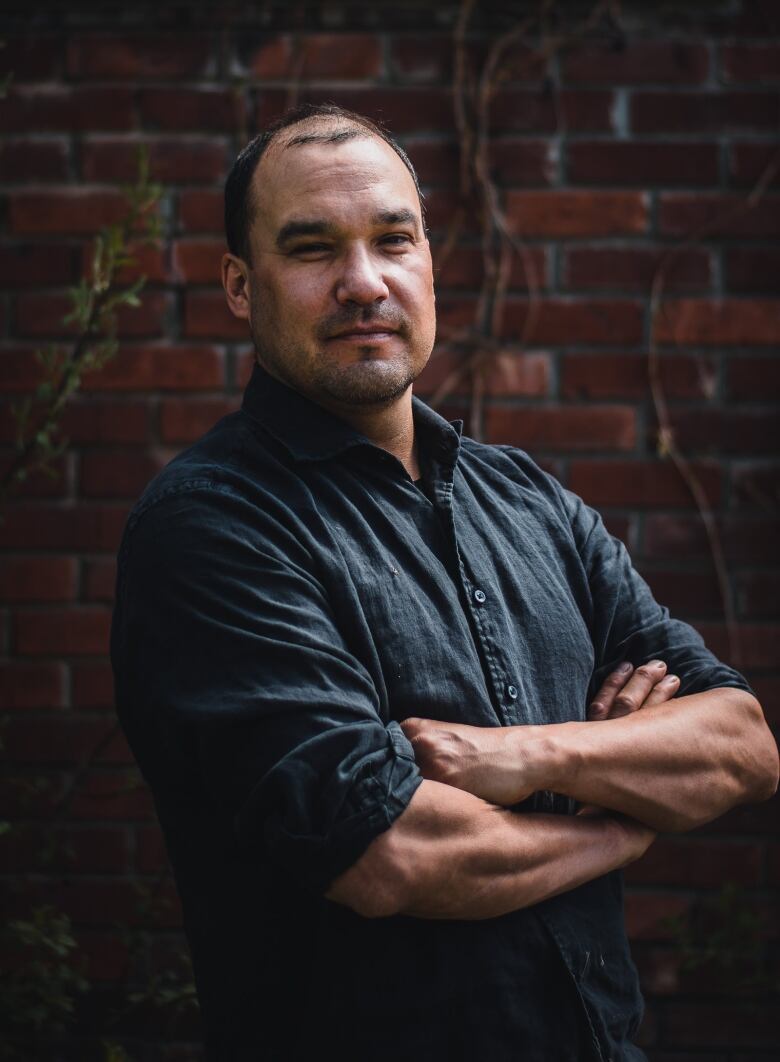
[222,253,251,321]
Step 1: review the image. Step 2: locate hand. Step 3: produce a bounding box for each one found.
[587,660,680,720]
[399,716,536,807]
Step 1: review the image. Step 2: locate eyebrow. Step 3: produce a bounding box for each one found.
[275,208,420,249]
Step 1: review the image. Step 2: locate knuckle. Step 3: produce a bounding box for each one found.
[635,664,657,680]
[613,694,635,713]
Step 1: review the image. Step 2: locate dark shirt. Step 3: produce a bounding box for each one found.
[111,364,750,1062]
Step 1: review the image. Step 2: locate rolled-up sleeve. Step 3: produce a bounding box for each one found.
[554,482,753,699]
[111,483,423,896]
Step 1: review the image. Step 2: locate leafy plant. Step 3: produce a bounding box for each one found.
[0,905,89,1061]
[0,147,162,512]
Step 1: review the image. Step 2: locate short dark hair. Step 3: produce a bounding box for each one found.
[224,103,426,265]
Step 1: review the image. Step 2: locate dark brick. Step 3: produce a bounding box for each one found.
[632,92,780,134]
[567,141,719,186]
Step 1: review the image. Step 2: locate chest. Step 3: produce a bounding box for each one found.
[305,461,595,729]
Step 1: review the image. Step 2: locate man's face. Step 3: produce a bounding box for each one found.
[243,127,436,410]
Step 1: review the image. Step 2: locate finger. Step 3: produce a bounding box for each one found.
[609,660,667,718]
[642,673,680,707]
[587,662,634,720]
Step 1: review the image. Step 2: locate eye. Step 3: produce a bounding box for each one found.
[289,242,332,257]
[379,233,413,250]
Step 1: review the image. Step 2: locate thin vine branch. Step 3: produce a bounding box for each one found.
[0,148,162,513]
[648,147,780,668]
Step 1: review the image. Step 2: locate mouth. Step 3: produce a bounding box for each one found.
[326,327,399,343]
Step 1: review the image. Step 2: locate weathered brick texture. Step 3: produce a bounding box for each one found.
[0,2,777,1057]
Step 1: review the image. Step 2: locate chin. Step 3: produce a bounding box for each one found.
[317,358,420,407]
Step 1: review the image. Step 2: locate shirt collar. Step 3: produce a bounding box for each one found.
[241,361,463,465]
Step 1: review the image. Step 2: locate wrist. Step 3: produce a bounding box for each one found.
[508,723,576,797]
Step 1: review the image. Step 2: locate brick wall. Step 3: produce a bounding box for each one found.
[0,2,778,1057]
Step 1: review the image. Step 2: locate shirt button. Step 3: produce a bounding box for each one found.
[474,588,486,604]
[507,684,518,700]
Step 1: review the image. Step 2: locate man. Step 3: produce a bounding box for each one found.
[111,104,778,1061]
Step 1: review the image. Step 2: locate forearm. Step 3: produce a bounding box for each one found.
[527,688,779,831]
[325,778,652,920]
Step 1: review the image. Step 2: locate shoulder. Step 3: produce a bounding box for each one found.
[119,408,311,562]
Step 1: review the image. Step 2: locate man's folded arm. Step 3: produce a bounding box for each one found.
[325,777,655,919]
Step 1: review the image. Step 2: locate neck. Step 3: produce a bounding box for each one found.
[319,387,420,479]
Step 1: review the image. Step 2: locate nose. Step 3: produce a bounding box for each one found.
[335,243,389,306]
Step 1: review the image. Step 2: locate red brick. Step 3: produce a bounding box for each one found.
[702,797,779,837]
[499,298,644,346]
[178,189,223,233]
[729,142,780,188]
[80,451,165,500]
[569,459,721,509]
[410,139,554,187]
[644,514,780,564]
[76,930,129,983]
[0,824,130,874]
[0,138,69,182]
[0,555,76,602]
[68,768,156,821]
[80,137,227,185]
[390,37,546,85]
[564,247,711,292]
[14,607,111,656]
[138,87,245,130]
[416,349,550,399]
[0,661,65,709]
[626,838,762,887]
[736,572,780,620]
[15,291,170,340]
[79,239,169,286]
[725,247,780,294]
[631,92,779,134]
[433,244,548,292]
[9,190,128,236]
[71,660,115,708]
[654,299,780,347]
[136,824,169,874]
[750,677,780,727]
[0,347,53,391]
[159,398,237,444]
[66,33,212,80]
[0,505,128,551]
[80,344,224,392]
[4,716,114,763]
[567,141,719,187]
[641,568,722,618]
[0,245,74,287]
[0,87,136,133]
[0,452,70,500]
[83,558,117,604]
[172,239,227,284]
[728,356,780,400]
[506,190,647,237]
[624,893,692,941]
[659,193,780,238]
[561,353,714,401]
[664,1002,778,1048]
[692,622,780,671]
[183,291,250,341]
[0,34,61,81]
[489,90,614,134]
[59,401,149,445]
[485,406,636,452]
[732,463,780,510]
[255,87,452,135]
[423,189,483,237]
[721,44,780,85]
[248,34,382,79]
[563,41,709,84]
[36,877,182,928]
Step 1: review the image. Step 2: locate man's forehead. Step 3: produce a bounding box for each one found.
[252,123,421,227]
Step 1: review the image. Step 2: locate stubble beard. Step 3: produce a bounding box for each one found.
[250,302,431,409]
